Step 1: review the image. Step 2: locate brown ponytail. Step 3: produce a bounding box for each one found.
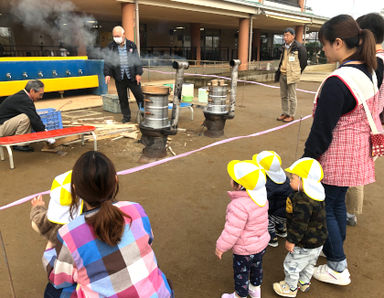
[354,29,377,71]
[319,14,377,71]
[86,201,128,246]
[70,151,131,246]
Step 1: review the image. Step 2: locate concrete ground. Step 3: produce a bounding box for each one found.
[1,67,383,298]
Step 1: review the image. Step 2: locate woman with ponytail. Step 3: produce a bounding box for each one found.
[42,151,173,297]
[303,15,381,286]
[344,13,384,227]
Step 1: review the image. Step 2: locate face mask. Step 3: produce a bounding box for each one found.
[113,37,123,44]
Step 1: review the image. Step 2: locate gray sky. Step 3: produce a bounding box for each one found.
[306,0,384,18]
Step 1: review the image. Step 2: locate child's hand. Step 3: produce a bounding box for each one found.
[215,248,224,260]
[46,241,55,250]
[285,240,295,253]
[31,195,45,207]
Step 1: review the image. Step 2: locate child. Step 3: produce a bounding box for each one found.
[30,170,83,244]
[40,151,173,297]
[253,151,293,247]
[273,158,327,297]
[216,160,270,298]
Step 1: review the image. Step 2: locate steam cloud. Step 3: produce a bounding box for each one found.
[10,0,186,68]
[10,0,124,67]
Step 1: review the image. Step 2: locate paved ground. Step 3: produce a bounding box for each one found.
[0,77,383,298]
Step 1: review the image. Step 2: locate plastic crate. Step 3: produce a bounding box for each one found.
[37,108,63,131]
[102,94,121,113]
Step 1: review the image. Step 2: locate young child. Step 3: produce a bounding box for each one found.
[273,157,327,297]
[253,151,293,247]
[40,151,173,297]
[216,160,270,298]
[30,170,84,244]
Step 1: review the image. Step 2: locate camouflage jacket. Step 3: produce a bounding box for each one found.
[286,191,327,248]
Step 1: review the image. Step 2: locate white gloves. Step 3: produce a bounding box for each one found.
[47,138,56,145]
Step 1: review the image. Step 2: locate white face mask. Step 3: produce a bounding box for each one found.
[113,37,123,44]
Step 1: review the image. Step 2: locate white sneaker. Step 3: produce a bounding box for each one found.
[313,264,351,285]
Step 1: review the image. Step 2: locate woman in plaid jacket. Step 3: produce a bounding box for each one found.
[42,151,173,297]
[303,15,381,287]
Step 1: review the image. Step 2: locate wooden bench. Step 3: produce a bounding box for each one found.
[0,126,97,169]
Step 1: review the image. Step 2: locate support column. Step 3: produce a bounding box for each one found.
[77,42,87,56]
[238,18,250,71]
[121,3,135,42]
[191,23,201,63]
[298,0,305,12]
[295,25,304,43]
[254,29,261,61]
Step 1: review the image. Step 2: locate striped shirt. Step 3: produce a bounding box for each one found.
[43,201,172,297]
[118,44,131,80]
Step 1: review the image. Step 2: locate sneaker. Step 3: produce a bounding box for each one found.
[121,117,131,123]
[276,228,287,238]
[277,114,287,121]
[248,285,261,298]
[268,236,279,247]
[298,281,310,292]
[346,213,357,226]
[273,281,297,297]
[313,264,351,286]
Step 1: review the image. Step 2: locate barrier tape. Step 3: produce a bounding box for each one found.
[145,68,317,95]
[0,115,311,211]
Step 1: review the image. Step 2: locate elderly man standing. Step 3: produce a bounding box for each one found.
[275,28,307,123]
[104,25,144,123]
[0,80,46,152]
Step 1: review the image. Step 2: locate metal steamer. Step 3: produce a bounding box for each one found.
[203,59,240,137]
[139,61,189,158]
[141,86,170,130]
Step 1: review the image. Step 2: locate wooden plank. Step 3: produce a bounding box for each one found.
[120,131,140,140]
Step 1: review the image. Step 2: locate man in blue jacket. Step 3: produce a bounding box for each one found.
[104,26,144,123]
[0,80,45,151]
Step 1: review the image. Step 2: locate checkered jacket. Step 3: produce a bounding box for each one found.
[377,52,384,124]
[314,67,379,186]
[43,201,172,297]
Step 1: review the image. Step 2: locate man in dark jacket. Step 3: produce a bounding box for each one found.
[104,25,144,123]
[0,80,46,151]
[275,28,307,123]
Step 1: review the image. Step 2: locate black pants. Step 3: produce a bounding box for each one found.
[233,249,265,297]
[115,75,144,120]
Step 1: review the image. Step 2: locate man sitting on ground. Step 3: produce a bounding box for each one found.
[0,80,46,152]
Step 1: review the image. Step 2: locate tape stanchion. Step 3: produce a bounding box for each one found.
[0,116,311,211]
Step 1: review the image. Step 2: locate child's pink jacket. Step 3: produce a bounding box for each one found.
[216,191,270,255]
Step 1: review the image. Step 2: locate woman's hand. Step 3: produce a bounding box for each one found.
[31,195,45,207]
[215,248,224,260]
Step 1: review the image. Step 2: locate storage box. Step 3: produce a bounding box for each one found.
[198,87,209,103]
[102,94,121,113]
[37,108,63,131]
[181,83,194,102]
